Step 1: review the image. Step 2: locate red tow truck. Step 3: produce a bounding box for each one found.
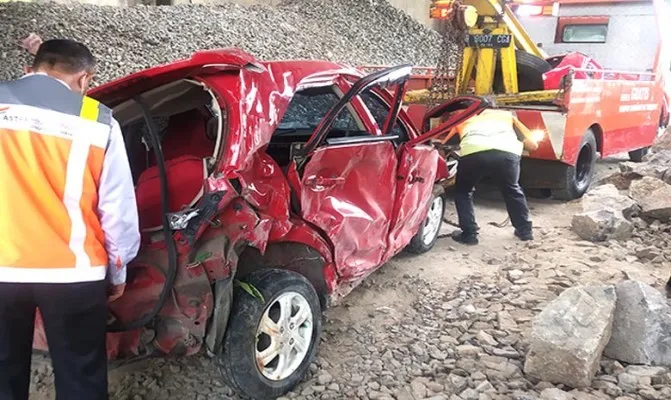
[364,0,670,199]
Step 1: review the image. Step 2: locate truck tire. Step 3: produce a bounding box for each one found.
[552,129,598,200]
[405,190,446,254]
[494,51,552,93]
[629,147,650,162]
[218,269,322,400]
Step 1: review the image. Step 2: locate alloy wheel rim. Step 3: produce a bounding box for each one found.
[255,291,313,381]
[422,196,444,246]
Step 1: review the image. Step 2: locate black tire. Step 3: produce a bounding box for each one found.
[405,190,446,254]
[494,51,552,93]
[218,269,322,400]
[552,130,598,200]
[629,147,650,162]
[661,109,669,129]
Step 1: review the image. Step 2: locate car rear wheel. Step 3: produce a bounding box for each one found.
[552,129,597,200]
[218,269,322,400]
[405,191,445,254]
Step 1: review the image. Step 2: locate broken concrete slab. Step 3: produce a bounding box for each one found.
[540,388,575,400]
[629,177,671,221]
[581,184,639,219]
[571,184,638,242]
[651,129,671,153]
[524,285,617,388]
[571,210,633,242]
[619,160,671,185]
[604,280,671,366]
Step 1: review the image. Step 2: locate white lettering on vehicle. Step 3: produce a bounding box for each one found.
[621,87,651,102]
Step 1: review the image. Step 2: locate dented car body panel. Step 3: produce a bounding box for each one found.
[31,49,482,363]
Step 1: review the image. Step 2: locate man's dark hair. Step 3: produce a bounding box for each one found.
[32,39,96,74]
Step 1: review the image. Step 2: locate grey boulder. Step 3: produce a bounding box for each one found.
[604,280,671,366]
[629,177,671,221]
[571,184,637,242]
[524,285,617,388]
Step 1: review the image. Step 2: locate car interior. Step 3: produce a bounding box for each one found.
[266,85,409,169]
[110,79,409,233]
[112,79,224,233]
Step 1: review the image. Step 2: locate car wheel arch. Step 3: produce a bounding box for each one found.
[588,123,604,156]
[236,242,331,309]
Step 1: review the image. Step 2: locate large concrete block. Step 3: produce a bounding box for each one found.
[604,280,671,366]
[524,285,617,388]
[629,177,671,221]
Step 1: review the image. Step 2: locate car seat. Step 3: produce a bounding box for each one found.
[149,109,214,165]
[135,155,207,232]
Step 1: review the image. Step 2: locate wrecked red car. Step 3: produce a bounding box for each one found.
[31,49,487,399]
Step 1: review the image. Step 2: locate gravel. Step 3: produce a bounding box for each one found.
[0,0,443,85]
[28,267,669,400]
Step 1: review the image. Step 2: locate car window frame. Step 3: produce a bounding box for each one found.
[297,65,413,157]
[274,83,365,136]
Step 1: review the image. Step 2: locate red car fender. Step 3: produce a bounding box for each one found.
[434,155,449,183]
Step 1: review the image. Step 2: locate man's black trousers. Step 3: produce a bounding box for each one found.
[0,281,108,400]
[455,149,532,236]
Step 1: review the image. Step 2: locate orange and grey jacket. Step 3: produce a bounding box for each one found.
[0,73,140,285]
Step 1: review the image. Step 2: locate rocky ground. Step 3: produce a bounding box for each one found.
[28,135,671,400]
[6,1,670,396]
[0,0,443,83]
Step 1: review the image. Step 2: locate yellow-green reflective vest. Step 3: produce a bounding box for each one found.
[457,109,523,157]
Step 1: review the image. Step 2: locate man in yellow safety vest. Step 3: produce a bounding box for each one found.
[450,108,540,245]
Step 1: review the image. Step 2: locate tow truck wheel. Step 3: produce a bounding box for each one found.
[405,189,446,254]
[552,129,597,200]
[629,147,650,162]
[660,109,669,129]
[218,269,322,400]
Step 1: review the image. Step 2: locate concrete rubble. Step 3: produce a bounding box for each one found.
[571,184,638,242]
[629,177,671,222]
[604,280,671,367]
[523,285,617,388]
[0,0,444,84]
[574,131,671,244]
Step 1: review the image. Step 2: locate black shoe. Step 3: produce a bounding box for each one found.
[451,231,479,245]
[515,230,534,241]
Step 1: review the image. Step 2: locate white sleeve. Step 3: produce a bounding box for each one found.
[97,118,141,285]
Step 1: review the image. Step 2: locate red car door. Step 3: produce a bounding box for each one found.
[386,96,490,257]
[296,65,413,281]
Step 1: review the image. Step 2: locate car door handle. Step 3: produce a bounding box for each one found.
[305,176,345,189]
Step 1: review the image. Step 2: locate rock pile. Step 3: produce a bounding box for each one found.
[0,0,443,85]
[573,130,671,243]
[524,279,671,393]
[571,184,638,242]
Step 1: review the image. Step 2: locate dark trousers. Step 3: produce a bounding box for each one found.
[455,149,532,236]
[0,281,109,400]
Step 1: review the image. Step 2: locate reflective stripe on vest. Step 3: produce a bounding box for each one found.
[458,110,523,157]
[0,75,113,283]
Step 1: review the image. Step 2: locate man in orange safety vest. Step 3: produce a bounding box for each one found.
[0,37,140,400]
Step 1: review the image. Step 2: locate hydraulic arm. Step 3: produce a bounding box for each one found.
[409,0,552,105]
